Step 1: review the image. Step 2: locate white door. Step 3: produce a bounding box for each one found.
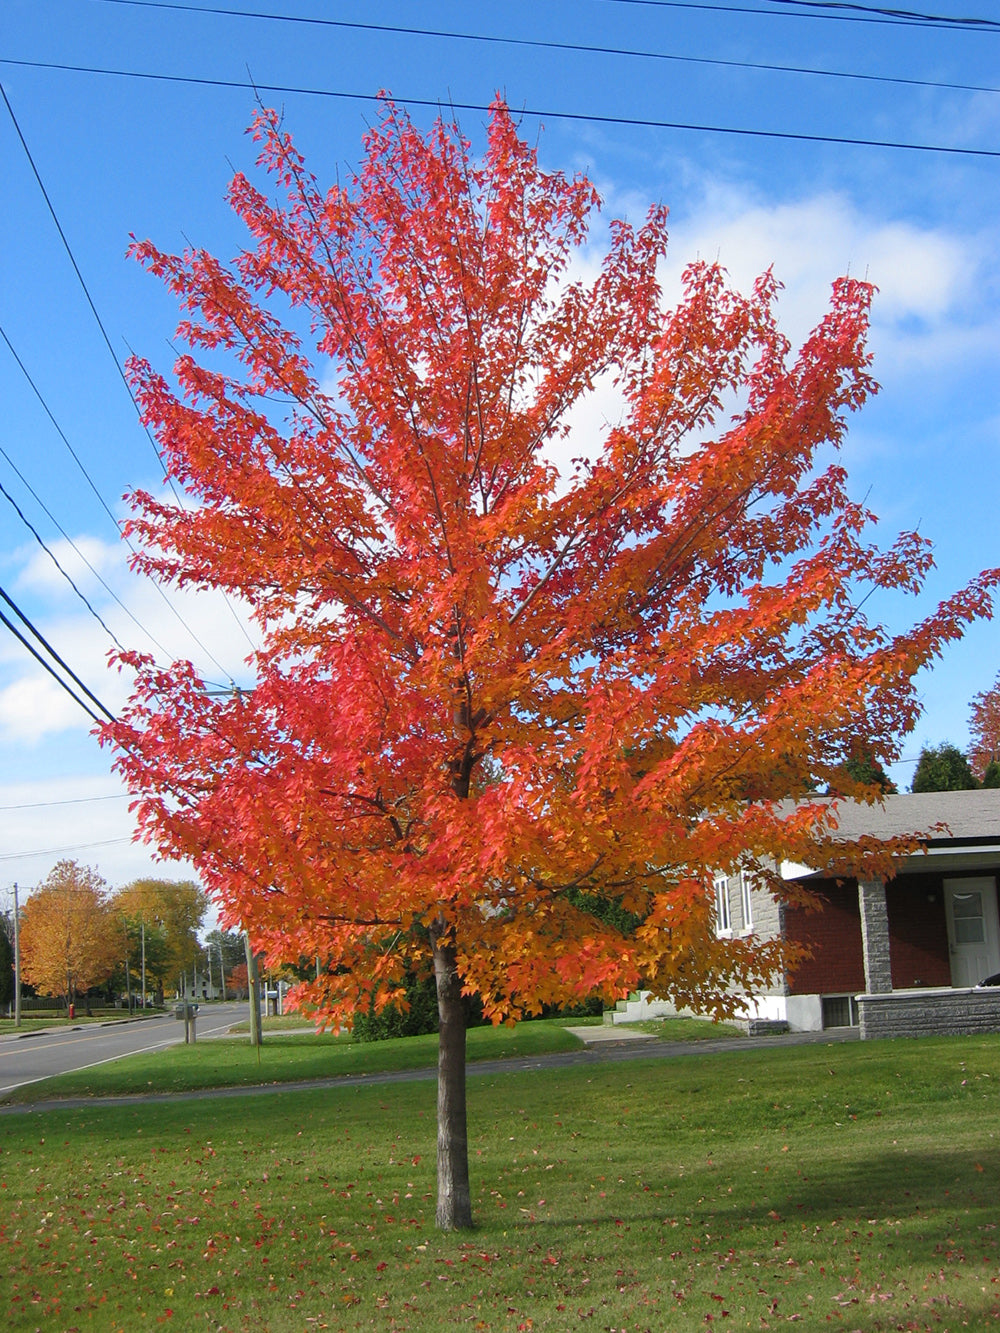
[944,877,1000,988]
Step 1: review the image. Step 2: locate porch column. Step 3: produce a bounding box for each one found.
[858,878,893,994]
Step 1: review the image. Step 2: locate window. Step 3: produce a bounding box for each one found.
[739,870,754,932]
[951,890,986,944]
[821,995,859,1029]
[714,875,731,935]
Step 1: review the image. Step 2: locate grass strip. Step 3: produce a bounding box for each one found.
[0,1018,588,1104]
[0,1015,743,1106]
[1,1034,997,1331]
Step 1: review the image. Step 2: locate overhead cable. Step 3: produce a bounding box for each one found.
[0,445,170,656]
[0,583,115,724]
[0,476,126,652]
[0,793,131,810]
[87,0,1000,96]
[0,322,125,534]
[0,81,172,484]
[0,836,134,862]
[596,0,999,31]
[1,81,259,673]
[2,57,997,159]
[0,318,239,674]
[762,0,999,30]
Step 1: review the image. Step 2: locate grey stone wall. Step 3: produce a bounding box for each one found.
[858,986,1000,1039]
[858,879,893,994]
[749,875,783,942]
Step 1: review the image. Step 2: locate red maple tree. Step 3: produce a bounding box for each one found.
[968,673,1000,779]
[104,100,997,1229]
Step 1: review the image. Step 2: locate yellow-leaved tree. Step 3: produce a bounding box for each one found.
[111,878,207,1000]
[20,861,118,1011]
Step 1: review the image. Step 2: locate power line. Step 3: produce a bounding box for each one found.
[0,476,125,651]
[0,324,164,657]
[0,836,133,863]
[0,584,115,724]
[86,0,1000,97]
[0,317,239,671]
[0,81,171,484]
[0,321,126,534]
[0,441,163,654]
[596,0,999,31]
[2,57,998,159]
[763,0,1000,30]
[1,81,257,674]
[0,794,131,810]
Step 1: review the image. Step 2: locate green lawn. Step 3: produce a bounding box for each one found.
[0,1013,162,1032]
[1,1032,997,1331]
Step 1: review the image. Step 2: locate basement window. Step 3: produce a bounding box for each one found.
[821,995,860,1029]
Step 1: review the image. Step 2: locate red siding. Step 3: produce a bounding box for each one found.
[885,876,951,989]
[785,874,953,995]
[784,881,865,995]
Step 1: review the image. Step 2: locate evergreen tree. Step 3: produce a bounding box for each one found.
[910,743,979,793]
[0,920,13,1009]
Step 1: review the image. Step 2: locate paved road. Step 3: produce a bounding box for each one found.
[0,1001,249,1097]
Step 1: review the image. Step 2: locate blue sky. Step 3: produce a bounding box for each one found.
[1,0,998,906]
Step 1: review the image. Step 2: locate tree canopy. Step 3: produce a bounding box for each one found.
[910,742,980,793]
[104,100,998,1227]
[968,672,1000,780]
[111,879,207,993]
[19,861,118,1005]
[0,916,13,1009]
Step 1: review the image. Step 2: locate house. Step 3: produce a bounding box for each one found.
[610,789,1000,1039]
[737,788,1000,1038]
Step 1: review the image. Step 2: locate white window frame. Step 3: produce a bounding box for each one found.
[714,874,731,936]
[739,869,754,933]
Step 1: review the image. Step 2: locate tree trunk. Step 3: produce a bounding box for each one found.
[244,932,263,1047]
[431,930,473,1230]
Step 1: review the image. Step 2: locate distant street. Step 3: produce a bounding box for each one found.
[0,1001,248,1097]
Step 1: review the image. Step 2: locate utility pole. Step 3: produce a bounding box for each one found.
[140,920,146,1010]
[12,882,21,1029]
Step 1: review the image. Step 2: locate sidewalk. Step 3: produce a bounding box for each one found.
[564,1023,657,1043]
[566,1023,860,1050]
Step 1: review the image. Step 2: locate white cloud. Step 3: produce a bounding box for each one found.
[16,535,122,598]
[0,772,197,898]
[0,672,84,744]
[0,531,259,748]
[656,185,994,377]
[539,182,995,483]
